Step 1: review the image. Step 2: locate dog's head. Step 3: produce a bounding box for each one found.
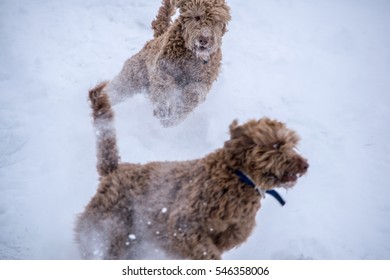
[224,118,309,190]
[176,0,231,62]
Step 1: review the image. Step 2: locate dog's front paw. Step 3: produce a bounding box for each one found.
[153,104,183,127]
[153,104,171,119]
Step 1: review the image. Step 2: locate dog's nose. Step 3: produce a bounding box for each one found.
[198,36,209,46]
[299,160,309,172]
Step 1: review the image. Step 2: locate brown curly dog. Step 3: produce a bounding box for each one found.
[102,0,231,127]
[75,83,309,259]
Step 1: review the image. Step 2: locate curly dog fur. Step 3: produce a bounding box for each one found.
[75,83,309,259]
[104,0,231,127]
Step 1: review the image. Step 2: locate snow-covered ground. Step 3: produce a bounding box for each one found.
[1,0,389,259]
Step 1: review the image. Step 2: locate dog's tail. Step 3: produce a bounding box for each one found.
[89,82,120,177]
[151,0,177,38]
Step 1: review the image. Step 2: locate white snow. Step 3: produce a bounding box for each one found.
[1,0,389,259]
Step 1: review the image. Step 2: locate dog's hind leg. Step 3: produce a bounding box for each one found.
[76,184,139,260]
[76,213,135,259]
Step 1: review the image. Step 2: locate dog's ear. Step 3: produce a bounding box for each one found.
[212,0,231,33]
[229,119,238,130]
[229,119,243,139]
[214,0,232,20]
[251,118,300,149]
[229,119,257,146]
[224,120,255,160]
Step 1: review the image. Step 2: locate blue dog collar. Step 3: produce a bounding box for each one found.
[235,170,286,206]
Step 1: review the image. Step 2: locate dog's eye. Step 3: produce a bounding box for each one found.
[195,16,201,21]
